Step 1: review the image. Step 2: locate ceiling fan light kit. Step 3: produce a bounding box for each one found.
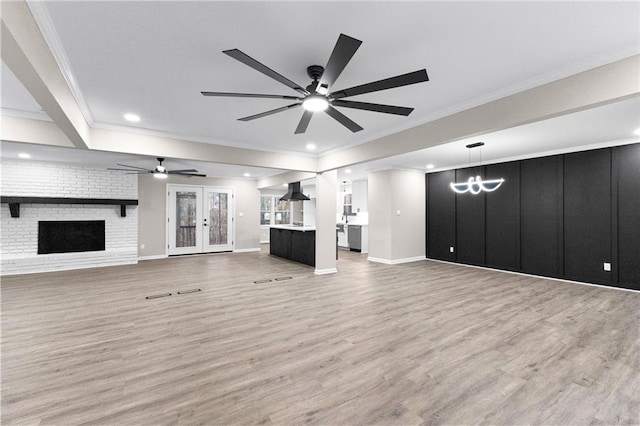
[202,33,429,134]
[302,95,329,112]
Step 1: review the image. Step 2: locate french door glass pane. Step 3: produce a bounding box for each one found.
[208,192,228,245]
[176,191,197,248]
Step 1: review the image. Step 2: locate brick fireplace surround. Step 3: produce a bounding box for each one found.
[1,161,138,275]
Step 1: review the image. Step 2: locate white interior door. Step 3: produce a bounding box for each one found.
[168,185,233,255]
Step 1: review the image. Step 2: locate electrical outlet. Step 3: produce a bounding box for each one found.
[140,244,145,249]
[396,210,401,216]
[603,262,611,271]
[449,246,455,253]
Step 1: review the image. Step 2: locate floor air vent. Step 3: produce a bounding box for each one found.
[145,293,172,299]
[177,289,201,294]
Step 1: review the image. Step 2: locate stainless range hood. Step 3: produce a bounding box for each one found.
[279,182,310,201]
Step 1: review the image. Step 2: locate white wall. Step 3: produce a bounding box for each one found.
[138,174,260,258]
[368,169,425,264]
[1,160,138,275]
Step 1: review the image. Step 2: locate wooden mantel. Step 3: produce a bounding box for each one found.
[0,196,139,218]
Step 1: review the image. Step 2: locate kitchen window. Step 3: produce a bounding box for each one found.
[260,195,292,226]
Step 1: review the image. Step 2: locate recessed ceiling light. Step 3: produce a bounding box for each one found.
[18,152,31,159]
[306,143,316,151]
[345,169,352,174]
[282,183,288,187]
[244,173,251,177]
[124,113,141,122]
[634,128,640,136]
[426,164,435,170]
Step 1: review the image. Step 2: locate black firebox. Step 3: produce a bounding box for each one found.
[38,220,105,254]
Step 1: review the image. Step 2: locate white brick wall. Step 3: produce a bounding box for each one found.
[1,160,138,275]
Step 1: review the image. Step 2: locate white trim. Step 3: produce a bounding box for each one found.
[367,256,426,265]
[1,260,138,276]
[233,248,261,253]
[426,258,639,294]
[138,255,168,261]
[314,268,338,275]
[428,139,640,174]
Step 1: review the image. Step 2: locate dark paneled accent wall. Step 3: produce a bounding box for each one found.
[425,144,640,290]
[485,162,520,271]
[455,167,485,266]
[616,144,640,289]
[564,150,612,284]
[426,170,456,261]
[520,156,563,278]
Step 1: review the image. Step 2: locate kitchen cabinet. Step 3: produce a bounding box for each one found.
[351,180,368,214]
[270,226,315,266]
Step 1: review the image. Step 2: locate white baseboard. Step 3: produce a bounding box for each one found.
[138,255,168,261]
[367,256,426,265]
[233,248,262,253]
[426,258,640,294]
[314,267,338,275]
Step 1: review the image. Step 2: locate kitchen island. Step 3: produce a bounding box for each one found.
[269,225,315,266]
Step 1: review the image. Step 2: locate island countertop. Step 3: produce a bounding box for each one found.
[270,225,316,232]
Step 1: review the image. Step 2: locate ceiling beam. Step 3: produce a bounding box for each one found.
[0,116,74,148]
[318,55,640,172]
[90,127,318,173]
[1,1,91,150]
[257,171,317,189]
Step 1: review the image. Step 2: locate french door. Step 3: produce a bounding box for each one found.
[167,185,233,255]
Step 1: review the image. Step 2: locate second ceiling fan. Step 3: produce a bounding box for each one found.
[201,33,429,134]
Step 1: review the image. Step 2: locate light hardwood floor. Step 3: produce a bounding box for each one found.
[1,248,639,425]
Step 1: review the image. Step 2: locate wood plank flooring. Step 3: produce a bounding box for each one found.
[1,249,639,425]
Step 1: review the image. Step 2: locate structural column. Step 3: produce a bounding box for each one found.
[368,169,426,264]
[314,169,338,274]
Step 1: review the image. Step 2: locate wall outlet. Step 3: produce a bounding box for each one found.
[140,244,145,249]
[449,246,455,253]
[603,262,611,271]
[396,210,401,216]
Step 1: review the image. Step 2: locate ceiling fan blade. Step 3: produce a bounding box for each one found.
[223,49,308,95]
[167,169,199,173]
[332,99,414,116]
[324,106,363,133]
[331,69,429,99]
[201,91,301,100]
[114,163,150,170]
[294,110,314,134]
[320,34,362,89]
[173,173,207,177]
[108,168,150,173]
[238,103,301,121]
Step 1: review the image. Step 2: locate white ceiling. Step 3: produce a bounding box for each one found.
[1,1,639,182]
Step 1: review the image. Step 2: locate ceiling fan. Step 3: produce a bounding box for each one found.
[201,33,429,134]
[108,157,206,179]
